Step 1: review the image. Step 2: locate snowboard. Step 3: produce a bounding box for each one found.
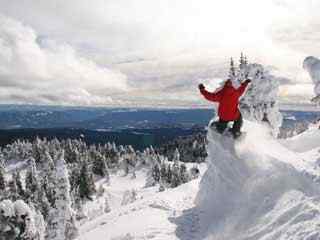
[209,121,246,141]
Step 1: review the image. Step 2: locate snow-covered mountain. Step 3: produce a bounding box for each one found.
[74,120,320,240]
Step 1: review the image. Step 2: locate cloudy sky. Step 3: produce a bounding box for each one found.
[0,0,319,107]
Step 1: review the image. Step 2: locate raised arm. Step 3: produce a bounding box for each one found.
[237,79,251,96]
[199,84,222,102]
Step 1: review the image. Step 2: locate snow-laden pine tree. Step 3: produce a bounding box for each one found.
[25,157,40,201]
[229,58,236,80]
[0,166,6,197]
[0,199,44,240]
[92,152,109,177]
[152,164,160,183]
[32,181,51,221]
[78,160,96,200]
[14,171,24,198]
[144,147,160,187]
[170,148,181,187]
[41,152,57,206]
[166,164,172,185]
[235,55,283,136]
[172,148,180,164]
[179,163,190,184]
[171,164,181,188]
[46,151,79,240]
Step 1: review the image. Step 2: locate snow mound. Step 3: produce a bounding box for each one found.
[196,121,320,240]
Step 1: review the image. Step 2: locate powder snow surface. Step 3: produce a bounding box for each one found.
[196,121,320,240]
[77,121,320,240]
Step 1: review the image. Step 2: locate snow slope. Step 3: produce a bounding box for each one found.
[77,121,320,240]
[196,121,320,240]
[76,167,205,240]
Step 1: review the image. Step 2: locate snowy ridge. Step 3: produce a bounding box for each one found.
[196,121,320,240]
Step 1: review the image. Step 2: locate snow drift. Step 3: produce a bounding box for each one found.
[196,121,320,240]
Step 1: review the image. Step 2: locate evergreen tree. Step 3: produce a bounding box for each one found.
[229,57,236,79]
[171,163,181,188]
[0,166,6,192]
[244,55,248,65]
[42,152,56,207]
[78,162,96,200]
[36,182,51,220]
[14,171,24,198]
[173,148,180,164]
[69,165,81,192]
[46,151,79,240]
[160,161,167,181]
[8,178,19,201]
[152,164,160,183]
[166,164,172,185]
[32,138,43,163]
[239,52,245,69]
[92,152,109,177]
[25,158,40,201]
[180,163,190,183]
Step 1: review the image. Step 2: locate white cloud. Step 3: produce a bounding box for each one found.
[0,15,128,105]
[0,0,319,106]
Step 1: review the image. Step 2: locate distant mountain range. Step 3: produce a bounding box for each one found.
[0,105,318,130]
[0,105,213,129]
[0,105,317,149]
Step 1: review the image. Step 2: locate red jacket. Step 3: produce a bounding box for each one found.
[200,81,249,121]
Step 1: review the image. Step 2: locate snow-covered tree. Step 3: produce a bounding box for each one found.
[46,151,79,240]
[0,166,6,194]
[14,171,24,198]
[0,199,44,240]
[25,158,39,201]
[35,183,51,221]
[8,178,19,201]
[229,57,236,79]
[92,152,109,177]
[171,163,181,188]
[166,164,172,185]
[78,162,96,200]
[160,161,167,181]
[180,164,190,183]
[237,56,283,136]
[172,148,181,164]
[152,164,160,183]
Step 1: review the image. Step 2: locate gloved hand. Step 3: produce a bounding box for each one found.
[198,83,205,90]
[244,79,251,84]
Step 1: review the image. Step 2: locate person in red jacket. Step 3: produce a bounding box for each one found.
[199,79,251,138]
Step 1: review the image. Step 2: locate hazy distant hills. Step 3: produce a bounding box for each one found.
[0,105,317,149]
[0,106,213,129]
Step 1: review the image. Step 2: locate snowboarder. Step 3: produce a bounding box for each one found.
[198,79,251,138]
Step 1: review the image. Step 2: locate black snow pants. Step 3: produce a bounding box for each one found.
[213,113,243,137]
